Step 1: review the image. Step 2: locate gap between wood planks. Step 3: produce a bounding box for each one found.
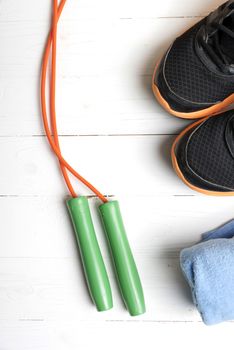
[0,134,179,138]
[0,16,205,24]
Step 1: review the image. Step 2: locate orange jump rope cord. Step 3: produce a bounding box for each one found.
[50,0,76,198]
[41,0,108,203]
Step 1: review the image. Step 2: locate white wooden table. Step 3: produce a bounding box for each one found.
[1,1,234,348]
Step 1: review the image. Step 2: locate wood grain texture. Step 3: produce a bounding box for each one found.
[0,0,233,349]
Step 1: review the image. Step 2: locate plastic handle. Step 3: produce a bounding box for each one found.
[67,196,113,312]
[99,201,146,316]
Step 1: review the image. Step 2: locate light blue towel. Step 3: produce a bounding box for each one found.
[180,220,234,325]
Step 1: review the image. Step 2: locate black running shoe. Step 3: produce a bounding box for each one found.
[172,110,234,195]
[152,1,234,119]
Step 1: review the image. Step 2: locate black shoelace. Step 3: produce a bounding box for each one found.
[201,3,234,71]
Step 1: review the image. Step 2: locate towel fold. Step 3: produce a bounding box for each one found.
[180,220,234,325]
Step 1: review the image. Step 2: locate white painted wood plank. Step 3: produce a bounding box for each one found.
[0,195,233,259]
[0,134,206,196]
[0,319,233,350]
[0,17,195,136]
[0,0,223,21]
[0,74,190,136]
[0,18,197,78]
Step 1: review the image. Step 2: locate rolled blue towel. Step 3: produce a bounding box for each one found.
[180,220,234,325]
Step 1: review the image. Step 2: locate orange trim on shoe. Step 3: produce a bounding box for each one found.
[152,64,234,120]
[171,118,234,196]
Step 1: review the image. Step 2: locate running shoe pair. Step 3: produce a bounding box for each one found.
[153,0,234,195]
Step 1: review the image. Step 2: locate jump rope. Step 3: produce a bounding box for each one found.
[40,0,145,316]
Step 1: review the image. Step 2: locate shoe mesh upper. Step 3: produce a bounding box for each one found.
[186,113,234,190]
[164,22,234,104]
